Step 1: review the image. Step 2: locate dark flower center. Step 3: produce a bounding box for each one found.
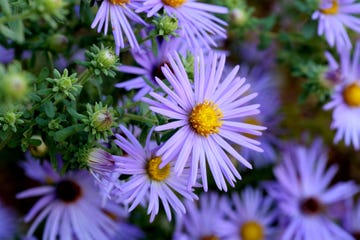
[353,232,360,240]
[201,235,219,240]
[55,179,82,203]
[300,197,323,215]
[151,61,170,82]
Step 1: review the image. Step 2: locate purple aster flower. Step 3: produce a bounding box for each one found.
[238,65,281,167]
[173,192,232,240]
[0,200,17,239]
[103,201,144,240]
[312,0,360,51]
[113,125,198,222]
[143,51,266,191]
[0,45,15,64]
[324,41,360,149]
[136,0,228,51]
[222,187,277,240]
[343,199,360,238]
[91,0,147,54]
[116,37,186,101]
[17,158,119,240]
[265,138,358,240]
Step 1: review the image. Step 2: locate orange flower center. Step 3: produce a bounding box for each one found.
[146,156,171,181]
[240,221,264,240]
[109,0,129,5]
[162,0,186,8]
[320,0,339,15]
[343,82,360,107]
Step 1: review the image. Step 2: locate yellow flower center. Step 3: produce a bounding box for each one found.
[146,156,171,181]
[109,0,129,5]
[189,100,223,137]
[343,83,360,107]
[320,0,339,15]
[240,221,264,240]
[162,0,186,8]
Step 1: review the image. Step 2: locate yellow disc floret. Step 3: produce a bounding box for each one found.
[162,0,186,8]
[189,100,223,137]
[343,82,360,107]
[320,0,338,15]
[146,156,171,181]
[240,221,264,240]
[109,0,129,5]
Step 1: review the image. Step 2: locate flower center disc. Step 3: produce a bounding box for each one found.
[55,179,83,203]
[201,235,219,240]
[162,0,186,8]
[343,83,360,107]
[300,197,323,215]
[189,101,223,137]
[146,156,171,181]
[240,221,264,240]
[109,0,129,5]
[320,0,338,15]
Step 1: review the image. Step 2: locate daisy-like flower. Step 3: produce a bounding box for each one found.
[17,158,119,240]
[113,125,198,222]
[0,200,16,239]
[173,192,232,240]
[136,0,228,51]
[324,41,360,149]
[265,138,358,240]
[223,187,277,240]
[312,0,360,51]
[238,65,281,167]
[143,51,266,191]
[91,0,147,54]
[116,37,186,101]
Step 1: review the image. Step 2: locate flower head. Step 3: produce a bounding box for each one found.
[173,192,232,240]
[324,41,360,149]
[222,187,277,240]
[91,0,147,54]
[137,0,228,51]
[113,125,198,222]
[143,51,266,191]
[265,138,358,240]
[312,0,360,51]
[17,158,120,240]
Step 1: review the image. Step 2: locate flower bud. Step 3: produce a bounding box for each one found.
[231,8,248,26]
[95,48,117,69]
[3,72,29,101]
[91,108,113,132]
[29,135,48,158]
[155,15,179,37]
[36,0,65,15]
[47,34,68,52]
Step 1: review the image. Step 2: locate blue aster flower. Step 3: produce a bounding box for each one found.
[265,138,358,240]
[113,125,198,222]
[143,51,266,191]
[136,0,228,51]
[17,158,120,240]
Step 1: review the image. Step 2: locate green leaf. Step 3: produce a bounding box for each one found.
[53,124,85,142]
[0,1,11,15]
[44,102,56,118]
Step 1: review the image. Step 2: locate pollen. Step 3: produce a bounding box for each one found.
[320,0,338,15]
[343,82,360,107]
[240,221,264,240]
[109,0,129,5]
[162,0,186,8]
[189,100,223,137]
[146,156,171,181]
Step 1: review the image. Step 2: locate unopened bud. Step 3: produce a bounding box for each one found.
[29,135,48,158]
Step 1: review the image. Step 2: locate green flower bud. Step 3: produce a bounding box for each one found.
[92,108,113,131]
[155,15,179,37]
[29,135,48,158]
[231,8,248,26]
[47,34,68,52]
[3,72,29,101]
[36,0,65,15]
[95,48,117,69]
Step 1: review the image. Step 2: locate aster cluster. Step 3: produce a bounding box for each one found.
[1,0,360,239]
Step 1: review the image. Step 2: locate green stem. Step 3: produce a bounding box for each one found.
[0,9,33,24]
[123,113,158,125]
[78,69,93,85]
